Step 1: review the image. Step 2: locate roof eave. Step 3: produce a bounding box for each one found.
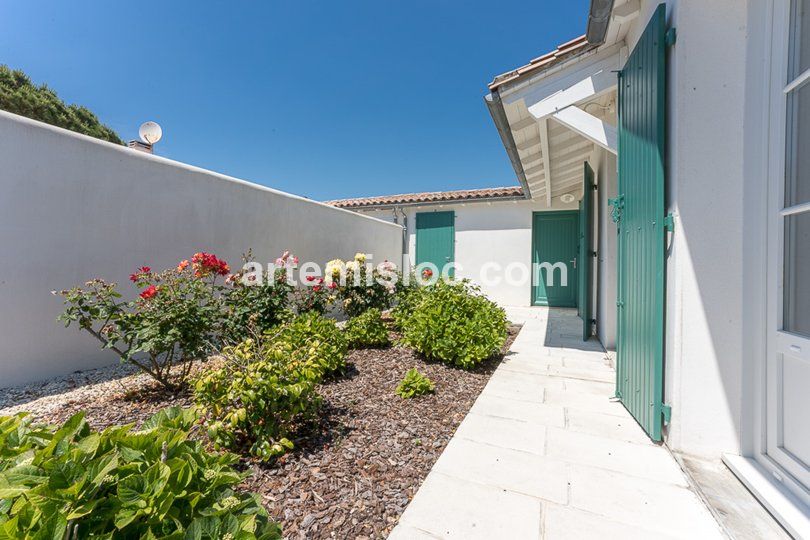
[484,91,533,201]
[334,193,528,211]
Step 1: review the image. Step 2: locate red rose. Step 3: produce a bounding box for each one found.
[139,285,158,300]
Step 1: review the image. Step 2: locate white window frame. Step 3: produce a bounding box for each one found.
[757,0,810,508]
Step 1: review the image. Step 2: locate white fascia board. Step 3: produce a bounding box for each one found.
[552,106,617,155]
[500,42,624,108]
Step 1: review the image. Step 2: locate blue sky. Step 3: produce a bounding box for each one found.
[2,0,589,200]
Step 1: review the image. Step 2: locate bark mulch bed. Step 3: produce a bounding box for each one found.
[0,325,520,539]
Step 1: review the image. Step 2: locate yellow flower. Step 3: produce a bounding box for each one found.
[354,252,367,263]
[326,259,344,278]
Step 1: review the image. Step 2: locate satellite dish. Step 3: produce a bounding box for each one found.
[139,121,163,144]
[560,193,576,204]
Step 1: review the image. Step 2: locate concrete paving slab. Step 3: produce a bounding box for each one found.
[388,308,723,539]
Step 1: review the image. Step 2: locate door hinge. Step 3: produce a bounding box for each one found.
[661,404,672,424]
[663,213,675,232]
[666,27,677,47]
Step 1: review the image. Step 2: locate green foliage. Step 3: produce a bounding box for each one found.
[57,259,227,389]
[343,308,390,349]
[391,276,427,330]
[223,253,293,343]
[0,65,122,144]
[267,312,348,377]
[400,280,508,369]
[395,368,435,399]
[0,408,281,539]
[193,339,323,462]
[327,256,398,318]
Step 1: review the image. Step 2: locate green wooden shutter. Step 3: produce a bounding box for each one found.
[614,3,668,441]
[579,162,594,340]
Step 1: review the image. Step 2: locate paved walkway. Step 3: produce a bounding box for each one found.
[389,308,724,539]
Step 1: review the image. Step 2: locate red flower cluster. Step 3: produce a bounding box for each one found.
[305,275,325,292]
[139,285,158,300]
[422,268,434,279]
[129,266,151,283]
[191,252,229,277]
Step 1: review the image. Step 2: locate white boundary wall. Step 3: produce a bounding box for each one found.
[0,111,402,387]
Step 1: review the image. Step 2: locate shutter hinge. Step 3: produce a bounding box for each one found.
[616,300,624,308]
[591,250,598,258]
[592,183,599,191]
[661,404,672,424]
[608,195,624,224]
[663,213,675,232]
[666,27,677,47]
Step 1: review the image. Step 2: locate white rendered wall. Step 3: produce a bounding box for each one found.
[358,195,579,308]
[0,111,402,387]
[595,149,618,350]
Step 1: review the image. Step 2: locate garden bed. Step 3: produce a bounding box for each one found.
[0,325,519,539]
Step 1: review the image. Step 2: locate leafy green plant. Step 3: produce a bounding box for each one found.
[326,255,398,317]
[0,65,122,144]
[194,339,323,461]
[267,312,348,377]
[223,251,294,343]
[396,368,435,398]
[292,276,335,315]
[400,280,508,369]
[343,308,390,349]
[0,407,281,539]
[56,254,229,389]
[391,275,427,330]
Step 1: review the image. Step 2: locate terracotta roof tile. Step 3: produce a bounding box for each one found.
[488,35,594,91]
[326,186,525,209]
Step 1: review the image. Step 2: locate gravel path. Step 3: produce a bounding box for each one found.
[0,326,520,539]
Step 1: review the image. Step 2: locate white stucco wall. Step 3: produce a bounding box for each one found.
[0,111,402,388]
[594,150,618,350]
[357,195,581,308]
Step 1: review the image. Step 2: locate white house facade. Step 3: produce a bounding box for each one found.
[332,0,810,534]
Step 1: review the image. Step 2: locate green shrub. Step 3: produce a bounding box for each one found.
[343,308,390,349]
[194,339,322,461]
[0,407,281,539]
[268,312,348,377]
[391,277,427,330]
[327,255,398,318]
[396,368,435,398]
[400,280,508,369]
[223,251,294,343]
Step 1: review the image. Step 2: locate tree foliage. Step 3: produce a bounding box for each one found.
[0,65,122,144]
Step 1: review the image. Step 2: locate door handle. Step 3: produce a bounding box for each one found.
[570,258,577,269]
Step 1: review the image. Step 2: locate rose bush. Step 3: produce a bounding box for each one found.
[328,254,398,317]
[57,254,229,389]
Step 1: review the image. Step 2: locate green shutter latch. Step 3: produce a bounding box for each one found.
[665,28,677,46]
[661,404,672,424]
[663,213,675,232]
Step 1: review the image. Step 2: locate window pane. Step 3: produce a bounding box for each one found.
[784,212,810,337]
[785,83,810,206]
[790,0,810,80]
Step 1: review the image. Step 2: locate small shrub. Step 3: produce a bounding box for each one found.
[0,407,281,538]
[327,255,398,317]
[292,276,335,315]
[396,368,435,398]
[194,339,322,461]
[400,280,508,369]
[57,254,228,389]
[344,308,390,348]
[268,312,348,377]
[223,250,294,343]
[391,275,427,330]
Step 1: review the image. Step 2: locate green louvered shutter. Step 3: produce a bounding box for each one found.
[613,3,668,441]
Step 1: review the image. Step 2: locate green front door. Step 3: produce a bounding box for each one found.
[532,211,578,307]
[415,211,455,276]
[613,3,669,441]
